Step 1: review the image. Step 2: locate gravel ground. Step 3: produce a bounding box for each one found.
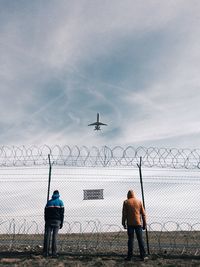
[1,254,200,267]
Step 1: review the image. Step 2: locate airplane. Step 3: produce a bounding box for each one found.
[88,113,107,130]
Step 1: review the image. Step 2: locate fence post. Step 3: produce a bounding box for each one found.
[43,154,52,253]
[47,154,52,202]
[137,156,150,255]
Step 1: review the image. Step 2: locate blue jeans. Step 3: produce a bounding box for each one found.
[127,225,146,259]
[43,220,61,256]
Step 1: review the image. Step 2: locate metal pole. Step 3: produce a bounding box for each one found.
[47,154,52,202]
[43,154,52,253]
[137,156,150,255]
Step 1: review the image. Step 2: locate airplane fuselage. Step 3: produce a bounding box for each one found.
[88,113,107,131]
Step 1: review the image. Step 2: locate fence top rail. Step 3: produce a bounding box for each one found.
[0,145,200,169]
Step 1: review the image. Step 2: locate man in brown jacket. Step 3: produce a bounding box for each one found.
[122,190,147,261]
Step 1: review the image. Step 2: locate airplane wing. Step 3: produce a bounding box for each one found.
[88,122,97,126]
[98,122,107,126]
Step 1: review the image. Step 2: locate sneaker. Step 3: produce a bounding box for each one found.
[124,256,132,261]
[52,254,59,258]
[141,256,149,261]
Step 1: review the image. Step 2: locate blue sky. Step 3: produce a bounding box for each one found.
[1,0,200,148]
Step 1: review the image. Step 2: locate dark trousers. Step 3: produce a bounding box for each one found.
[43,220,61,256]
[127,225,146,259]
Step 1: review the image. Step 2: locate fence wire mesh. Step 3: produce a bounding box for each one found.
[0,145,200,256]
[1,145,200,168]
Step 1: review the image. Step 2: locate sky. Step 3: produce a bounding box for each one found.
[1,0,200,149]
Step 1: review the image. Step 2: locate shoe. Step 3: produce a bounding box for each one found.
[52,254,59,258]
[141,256,148,261]
[43,253,49,257]
[124,256,132,261]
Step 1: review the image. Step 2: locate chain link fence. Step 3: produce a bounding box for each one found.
[0,145,200,256]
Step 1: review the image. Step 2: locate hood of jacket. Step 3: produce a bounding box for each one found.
[127,190,135,199]
[52,192,60,200]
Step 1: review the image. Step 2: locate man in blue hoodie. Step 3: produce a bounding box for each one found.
[43,190,64,257]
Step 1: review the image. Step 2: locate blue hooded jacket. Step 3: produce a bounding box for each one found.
[45,191,64,224]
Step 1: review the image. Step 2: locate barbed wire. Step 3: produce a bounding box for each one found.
[0,145,200,169]
[1,219,200,255]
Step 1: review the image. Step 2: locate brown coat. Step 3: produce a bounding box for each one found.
[122,190,146,227]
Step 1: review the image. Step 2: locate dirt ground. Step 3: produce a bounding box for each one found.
[1,231,200,266]
[1,253,200,267]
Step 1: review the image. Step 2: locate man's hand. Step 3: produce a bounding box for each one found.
[142,224,146,230]
[60,224,63,229]
[123,224,127,230]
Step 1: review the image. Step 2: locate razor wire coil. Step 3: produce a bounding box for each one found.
[1,145,200,169]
